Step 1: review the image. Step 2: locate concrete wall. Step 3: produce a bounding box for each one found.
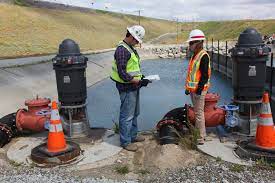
[0,51,115,117]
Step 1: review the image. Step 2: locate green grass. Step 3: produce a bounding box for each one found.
[164,19,275,44]
[112,121,119,134]
[229,164,245,173]
[138,169,150,175]
[9,160,22,167]
[198,20,275,41]
[115,165,129,174]
[13,0,28,6]
[0,4,176,58]
[255,157,275,170]
[216,156,222,162]
[0,3,274,58]
[176,121,200,150]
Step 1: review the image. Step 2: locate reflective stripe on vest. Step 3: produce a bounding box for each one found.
[185,50,211,92]
[110,41,142,83]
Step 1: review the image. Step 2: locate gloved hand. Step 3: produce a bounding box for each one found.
[196,87,203,95]
[141,75,145,80]
[185,89,190,95]
[140,79,151,87]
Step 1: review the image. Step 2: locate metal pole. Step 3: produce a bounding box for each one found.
[225,41,228,78]
[176,18,179,44]
[211,38,214,70]
[68,109,72,138]
[217,40,220,72]
[138,10,141,48]
[138,10,141,25]
[270,53,274,96]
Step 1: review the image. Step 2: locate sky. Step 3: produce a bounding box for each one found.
[41,0,275,21]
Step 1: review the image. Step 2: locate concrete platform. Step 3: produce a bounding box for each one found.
[6,129,122,169]
[197,137,252,166]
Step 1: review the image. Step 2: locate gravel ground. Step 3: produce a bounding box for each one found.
[0,166,137,183]
[143,158,275,183]
[1,157,275,183]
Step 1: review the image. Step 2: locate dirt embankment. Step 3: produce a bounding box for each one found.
[0,3,176,58]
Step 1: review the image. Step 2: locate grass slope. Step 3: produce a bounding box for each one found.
[0,4,177,57]
[0,3,274,58]
[164,20,275,44]
[199,20,275,40]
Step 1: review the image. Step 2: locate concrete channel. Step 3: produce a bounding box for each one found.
[0,45,170,118]
[0,44,194,170]
[87,58,233,130]
[0,41,273,169]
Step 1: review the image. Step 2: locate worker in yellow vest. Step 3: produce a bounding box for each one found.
[111,25,151,151]
[185,29,211,145]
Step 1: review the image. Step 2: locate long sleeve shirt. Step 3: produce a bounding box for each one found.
[197,54,210,90]
[114,41,140,92]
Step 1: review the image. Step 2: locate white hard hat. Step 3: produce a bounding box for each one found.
[127,25,145,43]
[186,29,205,42]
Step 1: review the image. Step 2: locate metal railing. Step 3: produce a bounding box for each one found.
[207,38,275,97]
[206,38,237,79]
[269,53,274,96]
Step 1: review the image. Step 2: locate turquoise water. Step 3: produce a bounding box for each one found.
[87,58,233,131]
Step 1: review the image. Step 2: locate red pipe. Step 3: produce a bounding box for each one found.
[16,97,51,132]
[187,93,225,127]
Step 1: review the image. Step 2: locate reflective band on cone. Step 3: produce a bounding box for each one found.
[49,123,63,132]
[47,100,67,152]
[255,92,275,148]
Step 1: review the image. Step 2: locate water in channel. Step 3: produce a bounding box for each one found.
[87,58,233,131]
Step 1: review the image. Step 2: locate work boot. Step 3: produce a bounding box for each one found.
[204,136,213,142]
[123,143,138,152]
[132,136,145,142]
[197,138,205,145]
[219,137,227,143]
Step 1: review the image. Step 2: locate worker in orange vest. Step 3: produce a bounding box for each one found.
[185,29,211,145]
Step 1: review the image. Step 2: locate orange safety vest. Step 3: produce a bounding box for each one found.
[185,49,211,92]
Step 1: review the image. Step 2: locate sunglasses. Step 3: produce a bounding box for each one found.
[132,36,139,43]
[189,41,201,46]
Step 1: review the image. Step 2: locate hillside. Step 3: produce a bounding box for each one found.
[198,20,274,41]
[0,2,274,58]
[0,3,177,58]
[162,20,275,44]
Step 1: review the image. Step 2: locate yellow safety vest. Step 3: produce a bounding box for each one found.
[185,49,211,92]
[111,41,142,83]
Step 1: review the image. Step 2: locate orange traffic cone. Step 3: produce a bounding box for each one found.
[255,92,275,148]
[47,100,67,152]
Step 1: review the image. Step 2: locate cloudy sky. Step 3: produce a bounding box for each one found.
[43,0,275,21]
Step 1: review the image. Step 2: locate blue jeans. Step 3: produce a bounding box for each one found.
[119,89,140,147]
